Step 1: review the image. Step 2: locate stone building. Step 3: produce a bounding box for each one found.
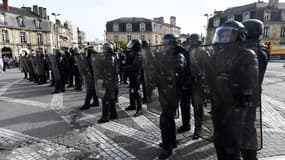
[0,0,52,57]
[206,0,285,46]
[106,16,181,45]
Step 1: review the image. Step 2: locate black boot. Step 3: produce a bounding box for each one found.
[97,99,110,123]
[110,100,118,120]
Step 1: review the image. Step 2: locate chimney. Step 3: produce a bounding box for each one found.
[33,5,39,15]
[38,7,43,18]
[3,0,9,11]
[43,8,47,19]
[170,16,176,26]
[269,0,279,8]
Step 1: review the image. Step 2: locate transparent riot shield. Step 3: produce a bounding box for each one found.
[74,54,93,88]
[25,56,34,75]
[48,54,61,81]
[20,56,29,73]
[36,55,45,76]
[192,41,262,150]
[141,45,178,116]
[90,53,115,99]
[19,56,24,71]
[30,56,38,75]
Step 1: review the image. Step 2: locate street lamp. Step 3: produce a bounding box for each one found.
[51,13,61,49]
[204,13,212,44]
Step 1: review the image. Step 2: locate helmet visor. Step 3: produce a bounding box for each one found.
[212,26,238,44]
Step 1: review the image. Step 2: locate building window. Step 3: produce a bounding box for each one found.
[113,23,119,32]
[155,35,158,44]
[37,33,43,45]
[264,10,271,21]
[126,23,132,32]
[17,16,24,27]
[213,17,220,27]
[227,15,235,21]
[2,30,9,43]
[281,10,285,21]
[281,26,285,37]
[20,32,26,43]
[264,26,269,37]
[127,35,131,41]
[0,13,5,24]
[140,23,146,32]
[34,19,41,29]
[114,35,119,42]
[243,11,250,21]
[141,35,145,40]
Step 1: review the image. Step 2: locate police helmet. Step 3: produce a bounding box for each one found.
[161,33,178,45]
[212,20,247,44]
[187,33,202,47]
[243,19,264,40]
[140,40,149,48]
[103,43,114,53]
[127,39,141,52]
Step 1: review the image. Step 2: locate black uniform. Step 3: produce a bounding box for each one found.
[241,19,269,160]
[157,34,187,160]
[97,43,118,123]
[123,39,143,117]
[207,20,260,160]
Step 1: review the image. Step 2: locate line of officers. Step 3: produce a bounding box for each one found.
[19,18,268,160]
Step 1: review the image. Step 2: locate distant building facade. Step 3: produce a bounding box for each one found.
[106,16,181,45]
[0,0,86,57]
[206,0,285,46]
[0,0,52,57]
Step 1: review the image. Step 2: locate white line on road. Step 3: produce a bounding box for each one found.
[263,77,285,87]
[262,94,285,131]
[0,96,49,108]
[85,126,136,160]
[99,121,160,148]
[0,79,22,96]
[118,96,161,139]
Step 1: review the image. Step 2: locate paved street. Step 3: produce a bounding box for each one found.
[0,61,285,160]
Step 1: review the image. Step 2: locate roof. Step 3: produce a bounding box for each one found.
[0,4,40,18]
[107,17,152,23]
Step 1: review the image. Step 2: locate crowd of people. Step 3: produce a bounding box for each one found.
[6,18,270,160]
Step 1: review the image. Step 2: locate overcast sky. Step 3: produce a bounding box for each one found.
[8,0,283,40]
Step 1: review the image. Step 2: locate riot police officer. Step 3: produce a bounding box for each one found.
[241,19,269,160]
[123,39,143,117]
[208,20,259,160]
[140,40,149,103]
[97,43,118,123]
[52,50,66,93]
[157,34,186,159]
[79,47,99,110]
[177,37,193,134]
[187,33,205,139]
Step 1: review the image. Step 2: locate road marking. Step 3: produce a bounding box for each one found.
[99,121,160,148]
[262,95,285,131]
[0,79,22,96]
[118,96,161,139]
[85,126,136,160]
[263,78,285,87]
[0,96,49,108]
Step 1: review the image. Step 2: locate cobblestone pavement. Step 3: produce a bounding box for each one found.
[0,63,285,160]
